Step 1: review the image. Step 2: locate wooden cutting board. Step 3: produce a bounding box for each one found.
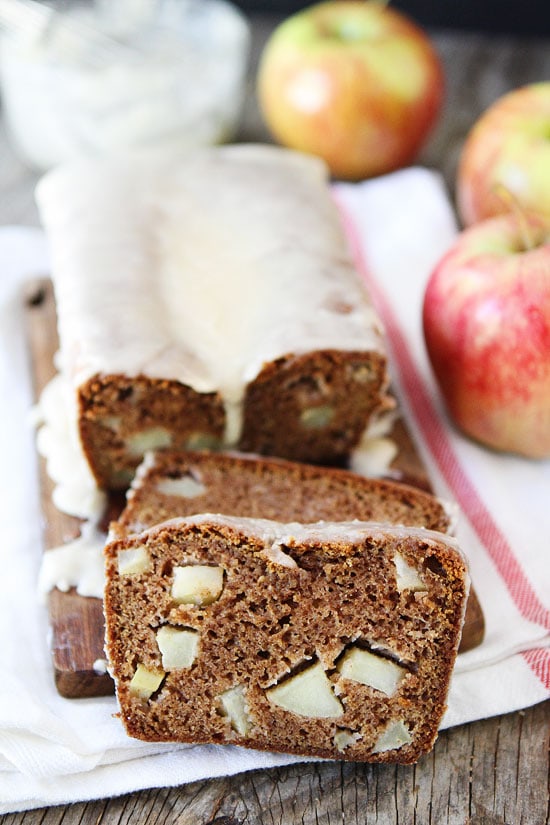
[25,277,485,699]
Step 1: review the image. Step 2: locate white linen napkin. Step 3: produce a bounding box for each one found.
[0,168,548,813]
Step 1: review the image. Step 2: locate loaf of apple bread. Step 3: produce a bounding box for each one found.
[104,514,469,762]
[36,144,391,490]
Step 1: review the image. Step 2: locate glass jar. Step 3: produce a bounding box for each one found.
[0,0,250,171]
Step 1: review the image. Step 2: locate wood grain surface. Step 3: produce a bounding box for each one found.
[2,13,549,824]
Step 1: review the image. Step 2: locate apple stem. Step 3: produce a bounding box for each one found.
[493,184,536,251]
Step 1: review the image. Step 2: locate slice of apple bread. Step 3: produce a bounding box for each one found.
[104,514,469,763]
[110,448,453,540]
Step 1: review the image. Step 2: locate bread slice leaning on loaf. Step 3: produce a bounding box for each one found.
[104,514,469,763]
[110,448,454,540]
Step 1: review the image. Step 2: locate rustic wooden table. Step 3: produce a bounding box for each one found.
[1,13,549,825]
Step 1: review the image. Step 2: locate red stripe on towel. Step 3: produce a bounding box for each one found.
[522,648,550,690]
[336,200,550,654]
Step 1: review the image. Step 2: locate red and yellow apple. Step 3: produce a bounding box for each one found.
[422,213,550,458]
[457,82,550,226]
[256,0,444,181]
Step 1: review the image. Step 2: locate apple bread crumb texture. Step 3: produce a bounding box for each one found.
[104,515,469,763]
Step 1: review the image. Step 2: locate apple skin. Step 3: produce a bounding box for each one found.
[256,1,444,181]
[457,83,550,226]
[422,214,550,458]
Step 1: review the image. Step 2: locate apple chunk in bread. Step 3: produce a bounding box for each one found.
[393,552,427,592]
[171,565,224,605]
[156,626,199,670]
[337,646,406,697]
[266,661,343,718]
[117,545,151,576]
[126,427,173,457]
[155,475,207,498]
[373,719,413,753]
[129,664,165,700]
[219,685,252,735]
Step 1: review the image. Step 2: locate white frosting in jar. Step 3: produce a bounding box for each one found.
[36,144,387,447]
[0,0,250,171]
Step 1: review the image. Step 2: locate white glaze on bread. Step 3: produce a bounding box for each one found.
[36,145,385,444]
